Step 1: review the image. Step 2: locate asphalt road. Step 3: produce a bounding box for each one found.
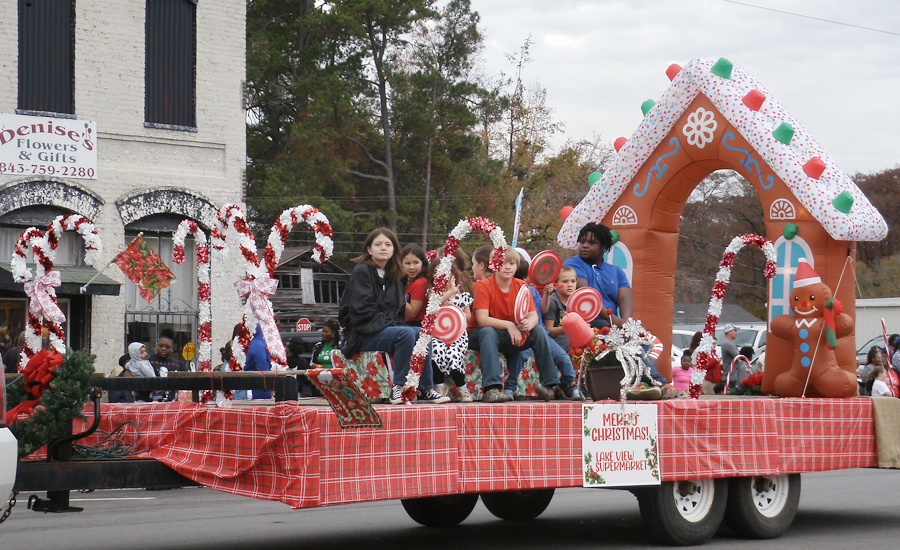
[1,469,899,549]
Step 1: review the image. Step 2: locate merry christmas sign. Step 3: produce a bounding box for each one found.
[582,403,660,487]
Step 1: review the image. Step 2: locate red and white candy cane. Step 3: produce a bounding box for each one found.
[263,205,334,276]
[403,216,507,403]
[690,234,776,399]
[11,214,103,369]
[211,204,286,371]
[173,220,212,372]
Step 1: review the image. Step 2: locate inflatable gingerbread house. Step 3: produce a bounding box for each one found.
[558,58,888,392]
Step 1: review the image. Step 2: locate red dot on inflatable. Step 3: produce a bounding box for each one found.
[614,137,627,152]
[665,64,682,81]
[742,89,766,111]
[803,156,826,179]
[560,206,574,221]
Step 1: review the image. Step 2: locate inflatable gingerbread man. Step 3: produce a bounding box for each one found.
[771,258,857,397]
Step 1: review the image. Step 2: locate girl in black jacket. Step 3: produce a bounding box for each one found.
[338,228,448,405]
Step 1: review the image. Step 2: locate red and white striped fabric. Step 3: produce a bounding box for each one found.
[53,397,876,509]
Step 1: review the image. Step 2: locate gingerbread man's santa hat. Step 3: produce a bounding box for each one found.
[792,258,821,289]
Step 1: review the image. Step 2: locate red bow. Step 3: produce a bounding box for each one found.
[6,349,64,426]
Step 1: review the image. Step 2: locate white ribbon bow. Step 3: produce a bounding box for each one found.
[234,277,286,365]
[24,271,66,325]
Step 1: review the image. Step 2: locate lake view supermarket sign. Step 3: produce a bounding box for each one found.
[582,403,660,487]
[0,113,97,180]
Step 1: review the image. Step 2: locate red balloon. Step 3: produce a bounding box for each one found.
[560,206,574,221]
[614,137,627,152]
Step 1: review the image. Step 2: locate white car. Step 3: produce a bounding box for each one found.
[0,378,17,505]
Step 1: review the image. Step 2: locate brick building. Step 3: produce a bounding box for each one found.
[0,0,247,371]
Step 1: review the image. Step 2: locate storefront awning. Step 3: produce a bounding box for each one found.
[0,264,121,296]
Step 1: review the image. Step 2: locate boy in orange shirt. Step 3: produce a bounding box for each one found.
[468,248,560,403]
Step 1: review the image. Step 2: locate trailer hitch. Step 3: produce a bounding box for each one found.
[27,494,82,513]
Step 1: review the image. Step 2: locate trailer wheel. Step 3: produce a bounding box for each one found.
[480,488,555,521]
[636,478,727,546]
[724,474,800,539]
[401,494,479,527]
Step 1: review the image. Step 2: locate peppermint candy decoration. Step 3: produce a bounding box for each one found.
[568,287,604,322]
[514,285,532,325]
[528,250,561,287]
[403,217,508,403]
[173,220,212,373]
[12,215,102,369]
[690,234,776,398]
[432,305,466,345]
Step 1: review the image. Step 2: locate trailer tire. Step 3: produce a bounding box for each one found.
[724,474,800,539]
[401,493,479,527]
[636,478,727,546]
[480,488,555,521]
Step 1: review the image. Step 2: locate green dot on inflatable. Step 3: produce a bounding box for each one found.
[783,223,798,240]
[641,99,656,117]
[832,191,854,214]
[772,122,794,145]
[610,230,620,245]
[588,172,602,186]
[710,57,733,79]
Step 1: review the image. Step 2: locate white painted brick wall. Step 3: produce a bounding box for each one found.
[0,1,248,372]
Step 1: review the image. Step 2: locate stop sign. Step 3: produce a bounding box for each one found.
[296,318,312,332]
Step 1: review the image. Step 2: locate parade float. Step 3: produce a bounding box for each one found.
[4,58,900,547]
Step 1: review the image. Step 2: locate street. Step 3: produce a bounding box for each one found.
[1,468,898,549]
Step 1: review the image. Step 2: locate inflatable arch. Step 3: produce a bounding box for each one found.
[558,58,887,391]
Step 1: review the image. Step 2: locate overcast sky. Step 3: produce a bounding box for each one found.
[473,0,899,175]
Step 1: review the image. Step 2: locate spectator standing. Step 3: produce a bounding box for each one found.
[244,324,272,400]
[720,324,740,376]
[672,351,694,392]
[107,353,135,403]
[147,328,187,401]
[727,345,754,388]
[858,346,883,396]
[126,341,157,402]
[870,366,892,397]
[310,320,340,368]
[3,332,25,373]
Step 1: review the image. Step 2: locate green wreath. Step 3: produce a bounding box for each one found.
[5,349,95,459]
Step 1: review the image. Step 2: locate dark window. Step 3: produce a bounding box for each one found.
[18,0,75,115]
[145,0,197,129]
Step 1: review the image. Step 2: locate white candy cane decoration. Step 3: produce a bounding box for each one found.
[173,220,212,372]
[401,217,507,403]
[211,204,286,371]
[263,205,334,276]
[11,214,102,369]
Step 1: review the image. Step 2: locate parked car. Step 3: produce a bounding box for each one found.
[280,330,322,365]
[714,323,767,357]
[671,329,696,363]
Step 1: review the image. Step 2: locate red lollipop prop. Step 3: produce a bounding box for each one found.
[528,250,561,289]
[514,285,532,325]
[568,287,604,322]
[433,305,467,345]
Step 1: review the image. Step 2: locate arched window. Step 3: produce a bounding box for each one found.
[769,236,813,321]
[605,241,634,286]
